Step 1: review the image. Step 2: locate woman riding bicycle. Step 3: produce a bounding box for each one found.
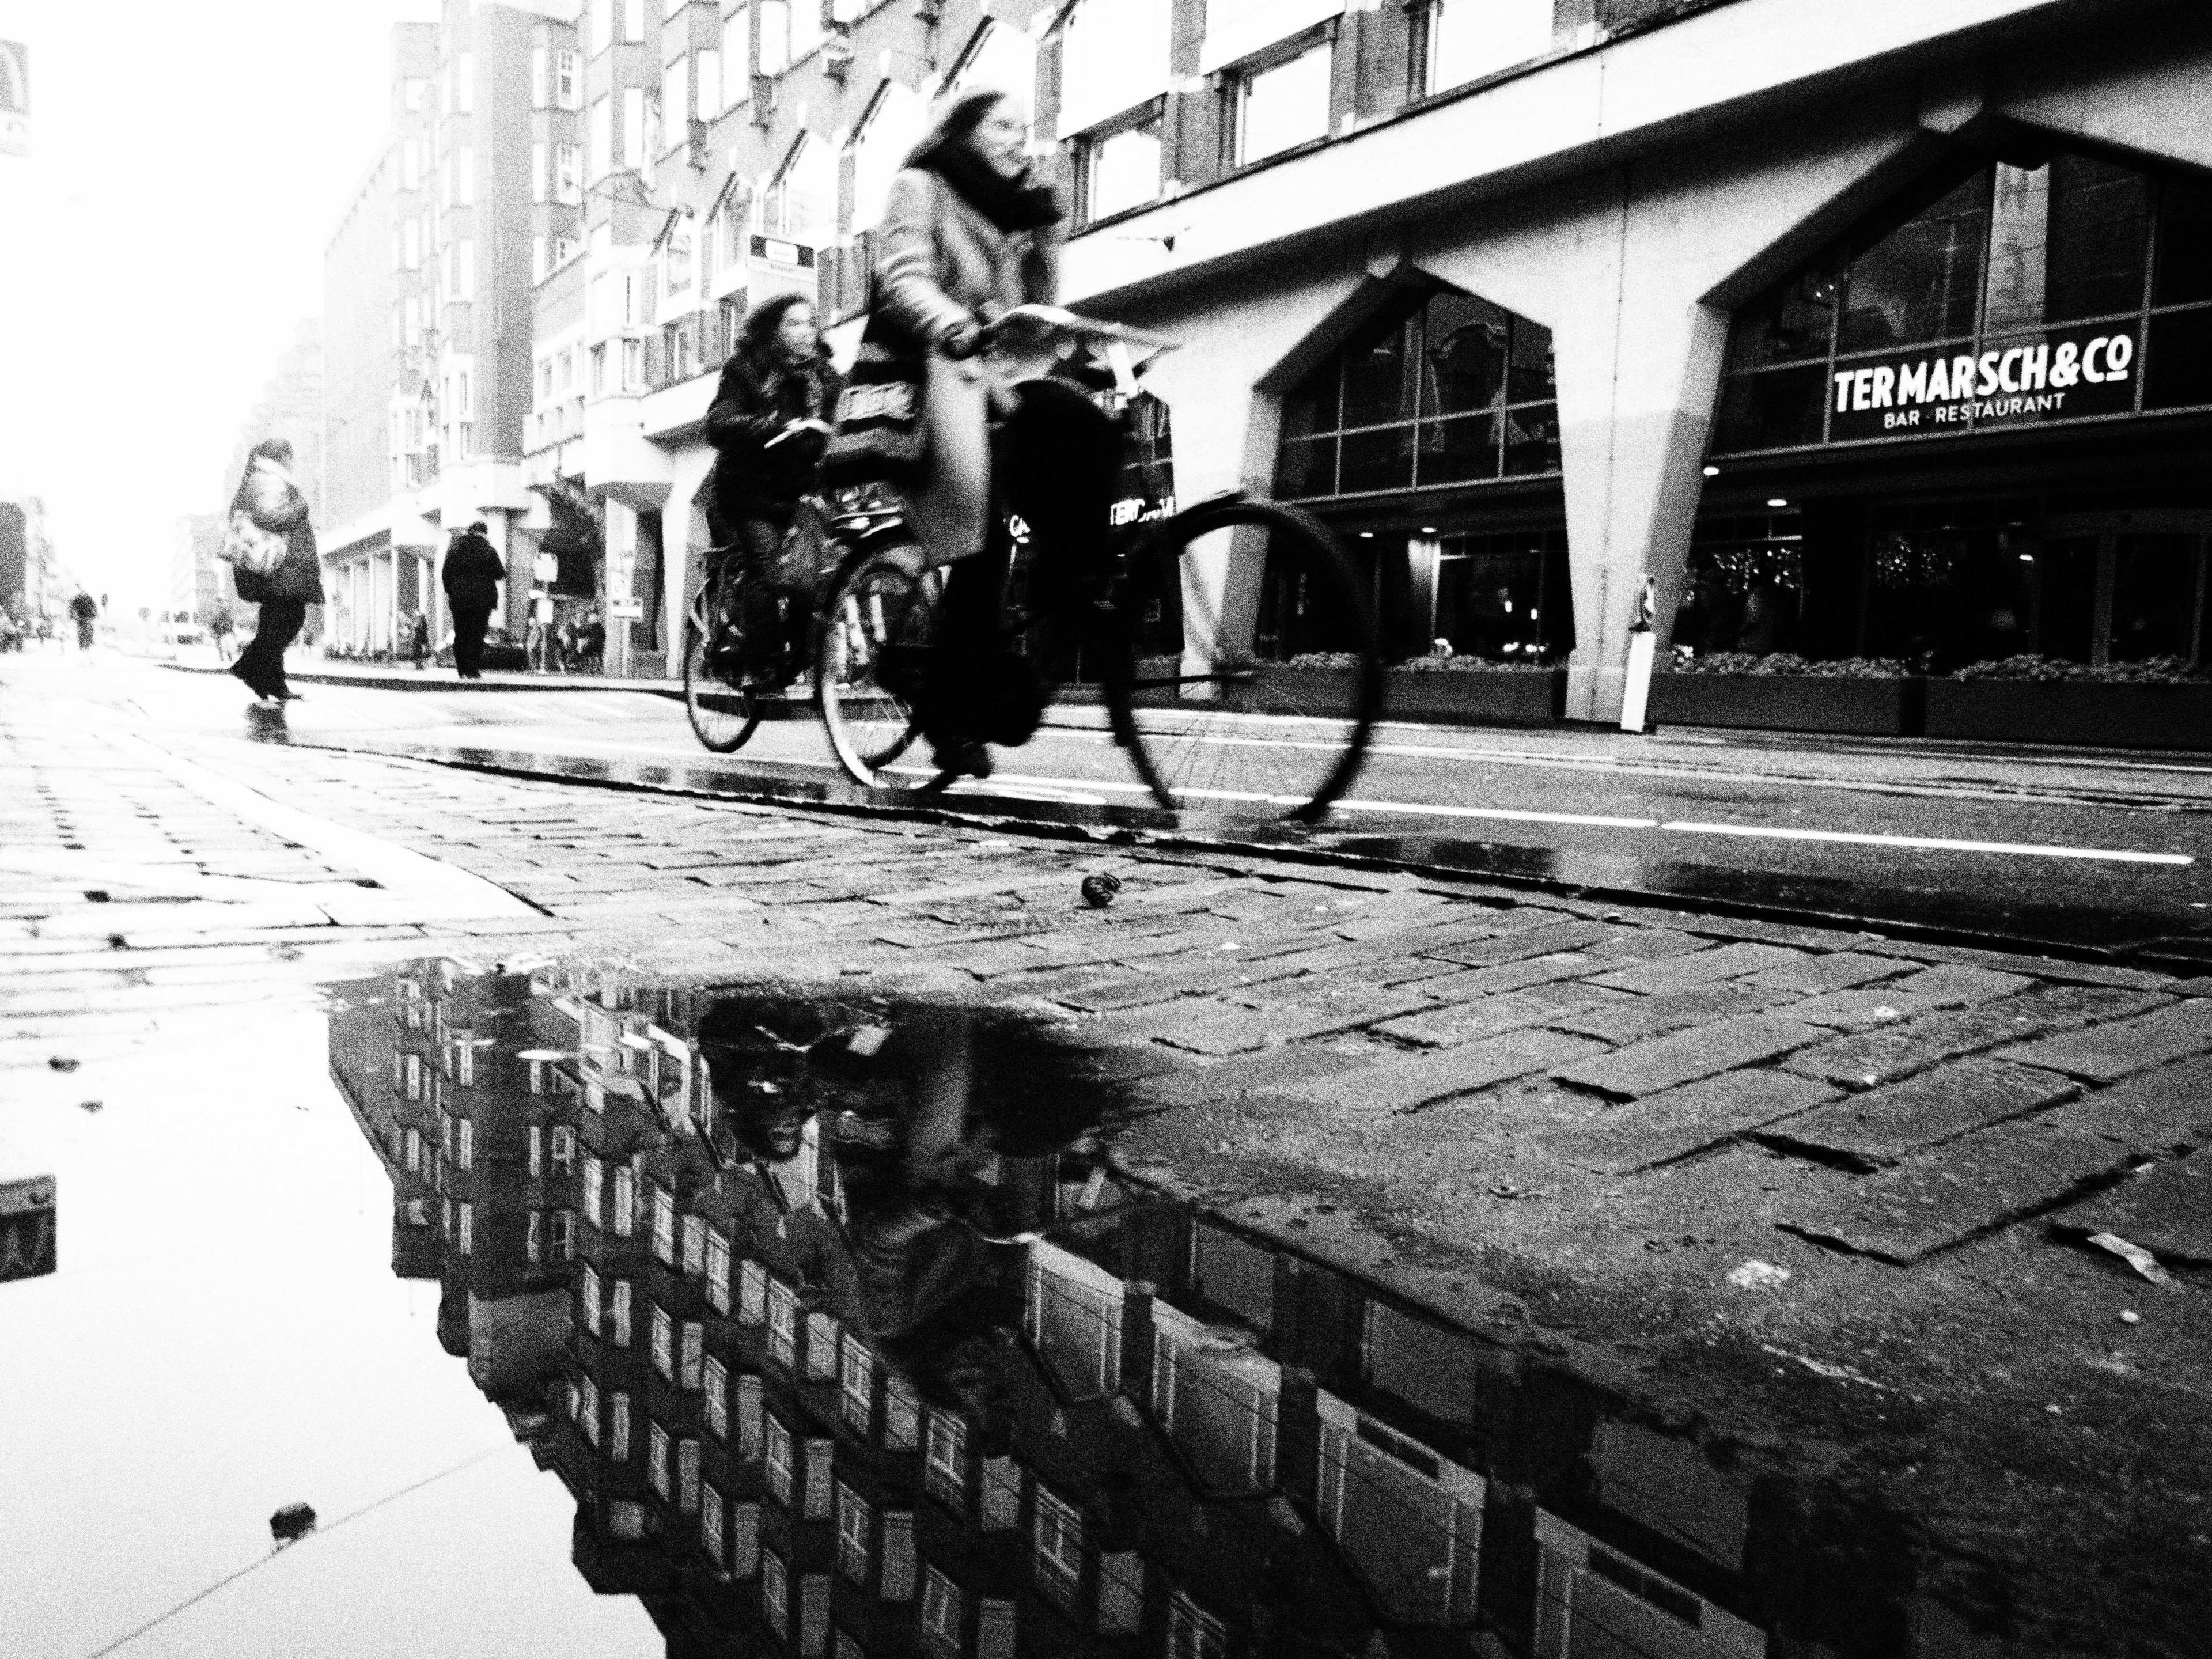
[874,85,1123,779]
[705,294,843,686]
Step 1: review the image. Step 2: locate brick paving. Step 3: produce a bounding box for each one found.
[8,660,2212,1286]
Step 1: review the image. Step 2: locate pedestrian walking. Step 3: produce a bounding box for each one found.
[552,612,575,673]
[441,519,505,680]
[578,610,605,674]
[69,590,99,652]
[408,607,431,670]
[226,438,323,704]
[208,603,237,664]
[705,293,842,685]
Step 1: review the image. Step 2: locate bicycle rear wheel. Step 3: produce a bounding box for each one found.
[817,541,941,790]
[1103,498,1381,822]
[682,582,763,753]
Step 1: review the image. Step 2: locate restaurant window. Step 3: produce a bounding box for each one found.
[1277,286,1560,501]
[1714,150,2212,456]
[1432,528,1574,663]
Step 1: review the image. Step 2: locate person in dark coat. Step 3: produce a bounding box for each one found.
[228,438,323,703]
[705,294,842,683]
[440,519,505,680]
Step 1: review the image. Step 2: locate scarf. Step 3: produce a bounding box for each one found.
[923,141,1062,236]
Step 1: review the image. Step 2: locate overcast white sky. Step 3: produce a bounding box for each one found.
[0,0,442,611]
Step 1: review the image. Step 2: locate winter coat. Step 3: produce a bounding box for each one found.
[230,456,324,605]
[441,532,505,612]
[874,164,1061,351]
[706,343,844,525]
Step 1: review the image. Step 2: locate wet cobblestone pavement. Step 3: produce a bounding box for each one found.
[3,661,2207,1658]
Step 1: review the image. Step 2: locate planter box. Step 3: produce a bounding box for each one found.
[1385,667,1566,725]
[1652,673,1924,736]
[1925,679,2212,750]
[1251,666,1362,718]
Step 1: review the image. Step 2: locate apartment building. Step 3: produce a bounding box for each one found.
[0,491,59,626]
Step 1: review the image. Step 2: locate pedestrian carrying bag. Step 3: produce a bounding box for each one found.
[217,508,289,577]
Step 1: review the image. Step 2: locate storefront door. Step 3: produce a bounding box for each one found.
[2043,513,2212,668]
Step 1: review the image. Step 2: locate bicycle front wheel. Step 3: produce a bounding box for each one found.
[816,541,941,790]
[682,599,763,754]
[1104,498,1381,822]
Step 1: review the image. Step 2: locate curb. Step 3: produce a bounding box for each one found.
[156,660,686,699]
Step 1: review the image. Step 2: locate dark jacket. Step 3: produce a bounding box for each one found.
[706,343,844,525]
[231,456,324,605]
[441,532,505,612]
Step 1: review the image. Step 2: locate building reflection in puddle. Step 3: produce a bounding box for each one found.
[327,962,1924,1659]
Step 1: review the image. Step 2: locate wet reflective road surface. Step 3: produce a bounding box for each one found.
[18,953,2202,1658]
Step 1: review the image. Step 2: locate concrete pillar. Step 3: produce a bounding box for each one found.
[657,445,719,681]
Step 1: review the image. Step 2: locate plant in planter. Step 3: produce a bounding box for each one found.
[1654,651,1922,734]
[1929,654,2212,749]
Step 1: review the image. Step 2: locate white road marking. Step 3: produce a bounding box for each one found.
[1662,821,2194,866]
[1336,799,1658,829]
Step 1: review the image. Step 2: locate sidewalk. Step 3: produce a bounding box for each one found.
[5,653,2207,1653]
[157,653,681,695]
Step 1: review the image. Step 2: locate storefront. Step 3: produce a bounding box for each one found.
[1681,143,2212,715]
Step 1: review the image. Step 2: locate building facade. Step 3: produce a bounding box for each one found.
[0,491,59,627]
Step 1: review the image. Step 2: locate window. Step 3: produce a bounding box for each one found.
[1058,0,1171,140]
[590,94,613,181]
[681,1320,704,1389]
[921,1567,963,1658]
[804,1438,836,1520]
[551,1125,577,1172]
[590,342,608,394]
[613,1392,634,1462]
[737,1373,764,1459]
[652,1301,674,1380]
[763,1550,791,1635]
[624,0,645,41]
[884,1373,920,1452]
[706,1229,732,1312]
[556,143,583,205]
[1032,1484,1082,1610]
[582,1153,605,1227]
[766,1415,795,1505]
[722,9,749,111]
[1099,1551,1143,1635]
[609,1499,646,1540]
[704,1355,729,1437]
[703,1482,726,1566]
[836,1483,871,1582]
[1316,1391,1483,1622]
[1277,286,1559,502]
[611,1279,634,1347]
[1082,115,1163,225]
[590,0,613,54]
[662,57,688,143]
[1168,1590,1229,1659]
[767,1277,800,1368]
[681,1214,706,1274]
[1194,1222,1275,1330]
[679,1438,701,1514]
[923,1412,968,1512]
[1233,40,1332,167]
[1151,1305,1279,1494]
[555,49,582,109]
[950,16,1031,96]
[800,1574,831,1659]
[578,1374,601,1445]
[527,1209,544,1262]
[456,1118,474,1167]
[881,1511,917,1601]
[1417,0,1553,96]
[763,132,830,242]
[551,1209,575,1261]
[402,1052,424,1100]
[1533,1510,1766,1659]
[732,1500,762,1576]
[976,1601,1015,1659]
[1714,152,2192,456]
[622,336,646,388]
[649,1183,676,1263]
[698,50,721,125]
[805,1312,839,1382]
[457,1202,473,1255]
[581,1264,604,1335]
[1027,1244,1125,1399]
[623,86,646,169]
[979,1456,1020,1532]
[851,82,927,234]
[528,1123,544,1177]
[649,1419,673,1497]
[613,1165,637,1235]
[839,1336,874,1435]
[755,0,823,75]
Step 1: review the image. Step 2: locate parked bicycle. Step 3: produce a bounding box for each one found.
[814,307,1384,821]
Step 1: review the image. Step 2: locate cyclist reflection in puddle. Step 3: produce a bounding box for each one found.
[696,997,1105,1426]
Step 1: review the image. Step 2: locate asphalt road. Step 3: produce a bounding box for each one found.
[129,656,2212,960]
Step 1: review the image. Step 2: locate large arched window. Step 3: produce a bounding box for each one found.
[1713,149,2212,456]
[1275,287,1559,500]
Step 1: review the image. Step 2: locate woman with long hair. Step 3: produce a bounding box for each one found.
[227,437,323,704]
[873,85,1122,777]
[704,293,843,684]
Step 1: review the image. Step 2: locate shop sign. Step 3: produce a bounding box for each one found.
[0,1174,56,1283]
[1109,492,1175,528]
[1828,323,2138,442]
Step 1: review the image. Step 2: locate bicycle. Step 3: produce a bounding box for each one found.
[814,307,1384,821]
[680,492,906,752]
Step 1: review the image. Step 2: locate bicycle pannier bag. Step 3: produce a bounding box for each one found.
[822,324,929,488]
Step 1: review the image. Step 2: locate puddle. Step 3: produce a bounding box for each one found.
[300,960,1999,1659]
